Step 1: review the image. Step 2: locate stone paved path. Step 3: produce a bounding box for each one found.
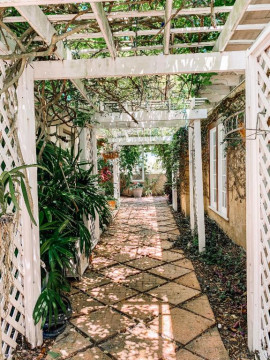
[47,197,229,360]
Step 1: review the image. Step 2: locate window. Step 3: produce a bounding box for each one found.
[209,124,228,218]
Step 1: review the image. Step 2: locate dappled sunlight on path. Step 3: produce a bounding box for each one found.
[47,196,229,360]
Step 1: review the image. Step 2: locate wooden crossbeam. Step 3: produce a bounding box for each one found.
[2,6,234,22]
[90,2,116,58]
[164,0,173,55]
[213,0,252,51]
[33,24,267,42]
[33,51,246,80]
[75,40,254,55]
[108,136,173,145]
[94,109,207,124]
[16,5,96,108]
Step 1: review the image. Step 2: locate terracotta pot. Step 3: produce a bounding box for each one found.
[107,200,116,210]
[133,187,143,198]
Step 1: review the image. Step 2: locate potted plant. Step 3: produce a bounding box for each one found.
[131,182,144,198]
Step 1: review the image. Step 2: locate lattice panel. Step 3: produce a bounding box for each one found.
[257,46,270,357]
[0,61,26,358]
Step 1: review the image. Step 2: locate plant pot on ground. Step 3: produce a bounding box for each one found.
[131,182,144,198]
[43,295,72,338]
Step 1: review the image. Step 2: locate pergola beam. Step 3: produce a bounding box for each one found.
[213,0,252,51]
[90,2,116,58]
[33,23,267,42]
[94,109,207,124]
[3,6,234,23]
[108,136,173,145]
[98,120,186,129]
[33,51,246,80]
[164,0,173,55]
[76,40,254,55]
[16,5,95,108]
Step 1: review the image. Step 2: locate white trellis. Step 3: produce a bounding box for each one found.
[246,24,270,359]
[188,120,205,253]
[0,65,42,358]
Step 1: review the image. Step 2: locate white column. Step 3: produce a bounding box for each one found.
[246,54,260,352]
[17,66,42,347]
[172,170,178,211]
[91,128,100,240]
[113,144,120,203]
[188,124,195,231]
[79,127,100,244]
[194,119,205,253]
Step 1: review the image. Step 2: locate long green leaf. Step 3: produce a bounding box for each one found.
[20,177,37,226]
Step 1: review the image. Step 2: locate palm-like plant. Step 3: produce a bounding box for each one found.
[33,142,111,328]
[0,164,49,224]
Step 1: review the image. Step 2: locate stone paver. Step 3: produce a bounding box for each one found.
[123,271,167,292]
[148,263,191,280]
[89,282,138,305]
[46,326,91,359]
[100,264,140,282]
[70,347,111,360]
[71,307,136,342]
[148,307,213,344]
[48,197,228,360]
[126,257,164,270]
[186,327,230,360]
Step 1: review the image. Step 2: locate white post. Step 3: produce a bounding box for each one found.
[91,128,100,240]
[188,125,195,231]
[246,54,260,352]
[113,144,120,203]
[172,170,178,212]
[79,127,100,245]
[194,119,205,253]
[17,66,43,347]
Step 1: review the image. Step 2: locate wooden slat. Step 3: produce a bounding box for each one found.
[213,0,252,51]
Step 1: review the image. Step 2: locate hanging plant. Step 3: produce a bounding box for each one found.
[102,151,119,160]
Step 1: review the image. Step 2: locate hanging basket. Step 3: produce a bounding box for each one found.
[102,151,119,160]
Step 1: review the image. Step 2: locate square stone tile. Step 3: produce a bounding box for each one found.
[89,282,138,304]
[101,264,140,283]
[174,272,201,290]
[176,349,203,360]
[183,295,215,322]
[158,250,185,262]
[147,282,200,305]
[46,326,91,359]
[149,307,213,345]
[69,292,104,316]
[168,228,180,236]
[71,347,111,360]
[91,257,117,270]
[113,293,172,322]
[71,307,136,342]
[137,246,161,257]
[127,257,164,270]
[123,272,167,292]
[160,240,173,250]
[186,327,229,360]
[148,263,191,280]
[72,271,111,291]
[173,258,194,270]
[110,251,140,263]
[100,323,177,360]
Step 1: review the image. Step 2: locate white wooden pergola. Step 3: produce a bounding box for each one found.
[1,0,270,358]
